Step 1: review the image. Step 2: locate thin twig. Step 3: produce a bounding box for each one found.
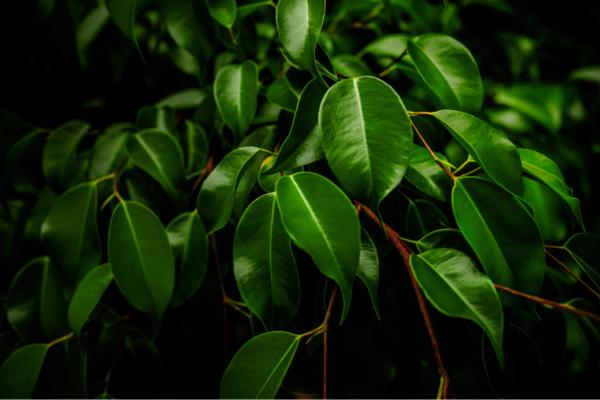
[323,286,337,400]
[545,250,600,301]
[192,156,214,191]
[410,121,456,182]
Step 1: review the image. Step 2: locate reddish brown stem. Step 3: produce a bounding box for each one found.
[545,249,600,302]
[410,120,456,182]
[323,286,337,399]
[192,156,214,191]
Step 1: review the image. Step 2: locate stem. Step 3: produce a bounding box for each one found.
[410,120,456,182]
[322,286,337,400]
[192,156,214,191]
[494,284,600,322]
[48,331,74,347]
[113,173,124,203]
[458,166,481,177]
[93,172,116,185]
[545,250,600,301]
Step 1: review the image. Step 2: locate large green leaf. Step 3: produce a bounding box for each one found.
[41,182,101,285]
[452,177,545,296]
[357,229,380,319]
[6,257,69,342]
[0,344,48,398]
[269,79,327,173]
[320,76,413,208]
[42,120,90,192]
[519,148,582,226]
[275,172,360,321]
[276,0,325,75]
[108,201,175,323]
[433,110,521,194]
[411,248,504,367]
[214,61,259,138]
[68,264,113,336]
[197,146,263,233]
[564,233,600,291]
[88,123,131,180]
[206,0,237,28]
[166,211,209,307]
[158,0,213,57]
[406,145,452,202]
[220,331,300,399]
[234,193,300,325]
[408,34,483,113]
[127,129,186,206]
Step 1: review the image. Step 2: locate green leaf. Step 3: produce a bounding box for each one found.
[206,0,237,28]
[269,78,327,173]
[67,264,113,336]
[276,0,325,75]
[564,233,600,291]
[266,78,299,112]
[358,34,409,66]
[182,120,209,174]
[197,146,263,233]
[357,229,380,319]
[417,228,471,254]
[108,201,175,323]
[411,248,504,367]
[76,2,110,66]
[220,331,300,399]
[136,106,177,134]
[258,157,301,193]
[156,89,208,110]
[42,120,90,192]
[6,257,69,342]
[275,172,360,322]
[569,65,600,85]
[127,129,186,206]
[433,110,521,194]
[41,182,101,285]
[158,0,214,57]
[331,55,372,78]
[88,123,131,180]
[214,61,259,138]
[522,177,570,242]
[519,148,582,227]
[408,34,483,113]
[166,211,209,307]
[105,0,147,54]
[320,76,413,208]
[452,177,545,296]
[234,193,300,325]
[0,344,48,398]
[406,145,452,202]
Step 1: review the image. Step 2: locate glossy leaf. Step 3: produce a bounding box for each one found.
[564,233,600,291]
[275,172,360,321]
[417,228,471,254]
[88,123,131,180]
[206,0,237,28]
[166,211,209,307]
[182,120,209,174]
[331,55,372,78]
[320,76,413,208]
[269,79,327,173]
[433,110,521,194]
[0,344,48,398]
[214,61,259,138]
[357,229,380,319]
[234,193,300,325]
[408,34,483,113]
[452,177,545,295]
[197,146,263,233]
[411,248,504,366]
[220,331,300,399]
[42,120,90,192]
[41,182,101,285]
[156,89,208,109]
[358,34,409,65]
[127,129,186,205]
[108,201,175,323]
[68,264,113,335]
[406,145,452,202]
[266,78,299,112]
[276,0,325,74]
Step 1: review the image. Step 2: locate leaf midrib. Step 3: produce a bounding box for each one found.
[352,79,375,198]
[135,135,177,198]
[255,336,299,398]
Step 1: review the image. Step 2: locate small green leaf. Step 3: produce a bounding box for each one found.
[266,78,299,112]
[433,110,521,194]
[276,0,325,75]
[42,120,90,192]
[156,89,208,110]
[68,264,113,336]
[0,344,48,398]
[564,233,600,291]
[358,34,409,65]
[320,76,413,209]
[88,123,131,180]
[569,65,600,85]
[197,146,263,233]
[452,177,545,296]
[357,229,380,319]
[220,331,300,399]
[166,212,209,307]
[276,172,360,322]
[206,0,237,28]
[406,145,452,202]
[108,201,175,323]
[331,55,372,78]
[234,193,300,325]
[411,248,504,367]
[408,34,483,113]
[269,78,327,173]
[182,121,209,174]
[214,61,259,138]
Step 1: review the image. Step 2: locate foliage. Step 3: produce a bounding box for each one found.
[1,0,600,397]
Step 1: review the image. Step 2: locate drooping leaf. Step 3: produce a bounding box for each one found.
[6,257,69,342]
[214,61,259,138]
[182,120,209,174]
[452,177,545,296]
[408,34,483,113]
[126,129,186,206]
[406,145,452,202]
[269,79,327,173]
[411,248,504,367]
[42,120,90,192]
[275,172,360,321]
[166,211,209,307]
[266,77,299,112]
[234,193,300,325]
[108,201,175,323]
[564,233,600,291]
[206,0,237,28]
[0,344,48,398]
[433,110,521,194]
[158,0,213,57]
[68,264,113,336]
[357,229,380,319]
[276,0,325,75]
[197,146,263,233]
[88,123,131,180]
[320,76,413,208]
[220,331,300,399]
